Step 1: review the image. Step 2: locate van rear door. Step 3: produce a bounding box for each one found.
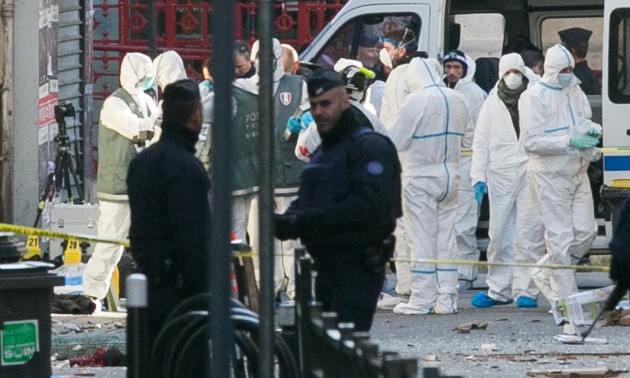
[603,0,630,184]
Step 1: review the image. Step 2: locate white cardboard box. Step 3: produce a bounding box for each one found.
[552,286,615,326]
[48,203,100,258]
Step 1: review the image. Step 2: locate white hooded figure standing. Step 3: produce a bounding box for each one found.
[152,50,189,142]
[385,57,470,315]
[83,52,159,308]
[442,52,488,292]
[519,43,601,302]
[376,58,443,308]
[470,53,546,309]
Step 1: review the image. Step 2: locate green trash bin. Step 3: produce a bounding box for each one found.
[0,261,64,377]
[601,185,630,239]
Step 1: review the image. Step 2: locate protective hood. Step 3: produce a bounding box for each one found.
[498,53,526,79]
[153,50,187,90]
[120,53,153,94]
[457,55,477,86]
[252,38,285,82]
[542,44,576,87]
[407,57,444,93]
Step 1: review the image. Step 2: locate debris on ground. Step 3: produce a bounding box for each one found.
[69,347,126,367]
[526,367,628,377]
[603,309,630,326]
[455,321,488,333]
[553,334,608,345]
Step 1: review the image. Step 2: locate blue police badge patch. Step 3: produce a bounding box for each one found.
[366,161,384,176]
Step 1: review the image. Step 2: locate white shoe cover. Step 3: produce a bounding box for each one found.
[392,302,433,315]
[377,293,405,310]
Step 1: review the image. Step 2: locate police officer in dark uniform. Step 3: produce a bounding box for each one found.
[559,27,601,95]
[274,69,402,332]
[127,79,211,351]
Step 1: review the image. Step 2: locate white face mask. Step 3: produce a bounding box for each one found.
[503,72,523,90]
[379,48,394,69]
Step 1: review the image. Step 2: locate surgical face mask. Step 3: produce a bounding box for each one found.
[379,48,394,69]
[503,72,523,90]
[138,76,155,91]
[557,73,573,88]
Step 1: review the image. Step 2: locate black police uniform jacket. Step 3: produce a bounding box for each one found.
[287,107,402,263]
[127,126,211,295]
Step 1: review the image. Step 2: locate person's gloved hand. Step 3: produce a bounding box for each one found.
[587,127,602,138]
[569,134,599,150]
[473,181,487,205]
[286,117,302,134]
[274,212,301,241]
[285,111,314,134]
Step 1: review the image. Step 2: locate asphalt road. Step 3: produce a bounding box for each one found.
[52,273,630,378]
[371,273,630,378]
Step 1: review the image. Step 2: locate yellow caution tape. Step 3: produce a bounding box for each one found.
[3,223,607,272]
[231,250,609,272]
[0,223,130,249]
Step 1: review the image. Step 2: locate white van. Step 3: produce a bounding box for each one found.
[299,0,630,245]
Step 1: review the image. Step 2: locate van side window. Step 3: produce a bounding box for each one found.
[541,16,603,93]
[453,14,505,60]
[313,14,420,71]
[609,8,630,104]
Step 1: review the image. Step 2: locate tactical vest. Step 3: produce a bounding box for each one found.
[274,75,305,194]
[230,86,259,196]
[97,89,143,197]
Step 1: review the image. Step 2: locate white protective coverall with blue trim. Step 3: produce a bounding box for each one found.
[520,44,600,302]
[386,58,470,314]
[451,56,487,285]
[471,53,545,303]
[379,59,444,297]
[83,53,159,300]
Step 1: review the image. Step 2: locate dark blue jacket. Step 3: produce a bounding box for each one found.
[288,107,401,259]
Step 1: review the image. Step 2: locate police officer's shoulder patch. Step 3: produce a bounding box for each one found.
[366,161,384,176]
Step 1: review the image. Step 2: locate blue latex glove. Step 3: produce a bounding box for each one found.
[473,181,487,205]
[569,135,599,150]
[286,111,314,134]
[301,112,314,128]
[286,117,302,133]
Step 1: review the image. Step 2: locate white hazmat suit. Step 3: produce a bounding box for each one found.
[519,44,600,302]
[379,58,444,299]
[450,56,487,286]
[471,53,545,305]
[386,58,470,314]
[83,53,159,300]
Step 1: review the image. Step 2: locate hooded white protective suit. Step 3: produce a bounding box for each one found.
[471,53,545,303]
[520,44,600,302]
[378,58,443,298]
[450,56,487,285]
[386,58,469,314]
[153,50,188,90]
[83,53,159,300]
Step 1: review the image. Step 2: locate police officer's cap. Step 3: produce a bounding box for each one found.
[307,69,345,97]
[558,27,592,44]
